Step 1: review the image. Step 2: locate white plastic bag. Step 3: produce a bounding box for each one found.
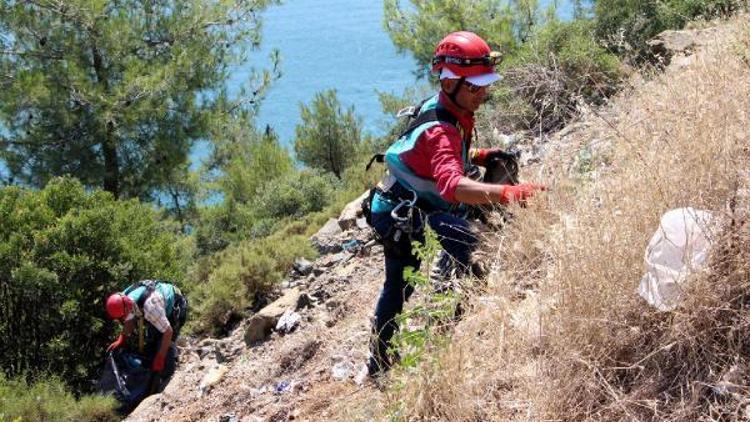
[638,207,714,311]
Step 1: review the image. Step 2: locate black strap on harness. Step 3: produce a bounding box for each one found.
[400,101,458,138]
[365,97,459,171]
[124,280,157,311]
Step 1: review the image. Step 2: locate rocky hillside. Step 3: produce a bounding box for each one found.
[125,17,748,422]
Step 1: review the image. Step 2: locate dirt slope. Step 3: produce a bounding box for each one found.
[123,19,740,422]
[126,225,389,422]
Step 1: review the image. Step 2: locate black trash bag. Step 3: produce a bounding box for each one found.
[98,349,156,413]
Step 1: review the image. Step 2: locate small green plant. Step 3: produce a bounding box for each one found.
[574,145,595,178]
[0,374,118,422]
[390,227,459,370]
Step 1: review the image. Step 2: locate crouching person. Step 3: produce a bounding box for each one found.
[105,280,188,382]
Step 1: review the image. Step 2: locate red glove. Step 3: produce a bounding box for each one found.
[151,352,166,373]
[107,334,127,353]
[499,183,546,204]
[473,148,515,167]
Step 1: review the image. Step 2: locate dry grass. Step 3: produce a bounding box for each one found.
[369,16,750,422]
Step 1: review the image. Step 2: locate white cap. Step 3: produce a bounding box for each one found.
[440,68,501,86]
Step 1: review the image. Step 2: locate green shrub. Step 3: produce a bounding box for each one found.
[0,373,117,422]
[188,232,315,335]
[195,124,295,256]
[490,19,623,132]
[0,177,193,392]
[253,170,338,220]
[595,0,743,62]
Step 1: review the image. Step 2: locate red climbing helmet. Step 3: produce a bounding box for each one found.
[431,31,501,78]
[106,293,134,320]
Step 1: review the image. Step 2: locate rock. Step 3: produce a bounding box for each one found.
[198,338,215,347]
[219,413,239,422]
[244,288,301,345]
[648,29,698,65]
[276,310,302,334]
[311,218,344,254]
[331,361,354,381]
[318,251,353,268]
[198,364,229,396]
[296,293,313,310]
[127,393,163,420]
[354,364,370,386]
[356,217,369,230]
[315,218,342,237]
[338,191,369,230]
[293,257,314,276]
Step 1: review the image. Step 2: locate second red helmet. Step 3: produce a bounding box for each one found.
[106,293,134,320]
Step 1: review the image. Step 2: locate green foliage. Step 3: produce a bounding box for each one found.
[392,228,457,370]
[491,19,622,132]
[188,232,315,335]
[0,0,279,204]
[384,0,544,78]
[594,0,741,62]
[195,121,295,255]
[375,85,435,145]
[294,90,363,179]
[0,178,193,392]
[384,0,515,73]
[253,170,339,220]
[0,374,117,422]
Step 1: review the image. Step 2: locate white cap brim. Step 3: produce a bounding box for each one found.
[440,68,501,86]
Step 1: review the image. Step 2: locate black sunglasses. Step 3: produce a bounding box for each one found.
[464,80,487,94]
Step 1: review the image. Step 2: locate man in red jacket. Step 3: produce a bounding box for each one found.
[366,31,545,376]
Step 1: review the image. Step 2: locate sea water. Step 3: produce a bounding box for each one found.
[227,0,419,146]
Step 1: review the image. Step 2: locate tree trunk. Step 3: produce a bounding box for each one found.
[91,43,120,197]
[102,130,120,198]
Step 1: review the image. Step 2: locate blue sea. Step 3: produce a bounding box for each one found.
[228,0,419,145]
[221,0,575,154]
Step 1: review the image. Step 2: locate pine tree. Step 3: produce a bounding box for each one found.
[0,0,278,201]
[294,90,362,179]
[383,0,535,77]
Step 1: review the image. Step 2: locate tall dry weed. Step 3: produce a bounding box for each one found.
[380,16,750,421]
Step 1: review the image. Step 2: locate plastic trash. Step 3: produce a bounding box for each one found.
[638,207,714,311]
[341,239,363,253]
[275,310,301,334]
[275,380,291,394]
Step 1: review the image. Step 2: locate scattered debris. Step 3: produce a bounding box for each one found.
[219,412,239,422]
[638,207,714,311]
[293,258,314,276]
[244,288,302,345]
[275,380,292,395]
[276,310,302,334]
[341,239,363,253]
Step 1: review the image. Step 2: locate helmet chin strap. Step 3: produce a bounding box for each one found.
[445,77,471,113]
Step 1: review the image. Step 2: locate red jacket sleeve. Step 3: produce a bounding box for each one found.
[423,124,465,203]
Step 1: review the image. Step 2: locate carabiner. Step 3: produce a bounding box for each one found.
[390,189,417,223]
